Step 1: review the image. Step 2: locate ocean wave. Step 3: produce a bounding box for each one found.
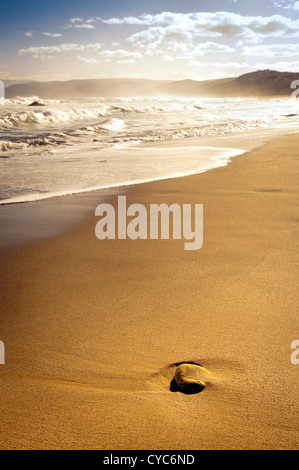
[103,119,263,144]
[0,119,255,152]
[0,98,207,141]
[0,135,68,151]
[106,101,205,114]
[4,96,60,106]
[98,118,125,131]
[0,107,112,127]
[1,97,296,155]
[0,118,125,151]
[0,140,30,151]
[0,117,264,152]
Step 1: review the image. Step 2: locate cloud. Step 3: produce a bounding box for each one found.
[100,11,299,67]
[15,10,299,79]
[74,24,95,30]
[75,50,142,65]
[24,31,34,37]
[70,18,84,23]
[18,43,102,60]
[0,71,12,79]
[70,17,97,24]
[127,24,235,60]
[103,11,299,40]
[64,23,95,30]
[116,59,137,64]
[42,32,63,38]
[209,61,250,68]
[273,0,299,9]
[242,43,299,58]
[98,49,143,64]
[102,16,145,25]
[77,56,99,64]
[17,43,143,66]
[162,55,175,62]
[254,60,299,71]
[190,42,235,56]
[64,17,98,29]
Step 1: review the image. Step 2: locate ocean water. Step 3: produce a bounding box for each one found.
[0,96,298,204]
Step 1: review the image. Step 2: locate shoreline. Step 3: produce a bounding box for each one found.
[0,126,293,250]
[0,133,298,449]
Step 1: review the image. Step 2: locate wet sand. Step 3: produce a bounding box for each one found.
[0,134,298,449]
[0,127,287,249]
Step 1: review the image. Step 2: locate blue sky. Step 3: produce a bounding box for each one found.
[1,0,299,81]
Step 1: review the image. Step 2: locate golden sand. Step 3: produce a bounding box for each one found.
[0,135,298,449]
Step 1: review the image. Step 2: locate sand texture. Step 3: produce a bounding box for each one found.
[0,135,298,450]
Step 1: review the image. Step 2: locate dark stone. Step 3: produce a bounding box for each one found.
[28,101,45,107]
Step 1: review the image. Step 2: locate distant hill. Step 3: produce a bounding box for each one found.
[3,78,171,99]
[146,70,299,97]
[3,70,299,99]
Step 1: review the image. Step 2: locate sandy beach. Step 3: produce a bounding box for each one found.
[0,134,298,450]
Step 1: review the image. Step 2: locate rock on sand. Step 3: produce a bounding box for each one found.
[174,363,211,394]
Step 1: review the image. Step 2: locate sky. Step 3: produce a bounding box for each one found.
[1,0,299,81]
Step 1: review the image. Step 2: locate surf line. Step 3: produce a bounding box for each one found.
[95,196,203,251]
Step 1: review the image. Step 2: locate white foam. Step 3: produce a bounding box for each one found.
[0,107,112,127]
[0,146,245,205]
[1,96,298,204]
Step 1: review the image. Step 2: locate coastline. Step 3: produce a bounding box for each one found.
[0,133,298,449]
[0,126,292,250]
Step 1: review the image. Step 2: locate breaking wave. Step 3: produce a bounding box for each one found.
[0,118,125,151]
[4,96,60,106]
[0,96,298,154]
[0,107,113,127]
[1,96,299,206]
[0,96,205,128]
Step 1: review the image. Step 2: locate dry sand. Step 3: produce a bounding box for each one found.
[0,134,298,450]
